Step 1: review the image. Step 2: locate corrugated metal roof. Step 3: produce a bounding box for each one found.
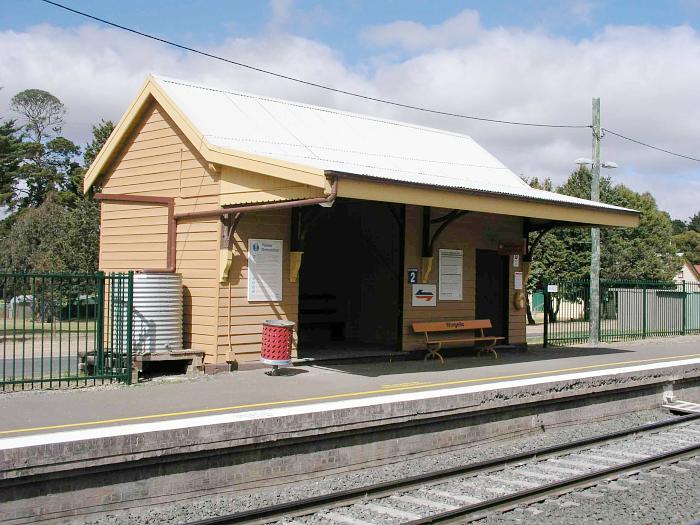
[154,75,633,214]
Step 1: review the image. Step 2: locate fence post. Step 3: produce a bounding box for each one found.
[95,271,105,376]
[125,271,134,385]
[682,280,687,336]
[543,285,549,348]
[642,282,647,339]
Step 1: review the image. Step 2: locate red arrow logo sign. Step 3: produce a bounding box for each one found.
[415,289,434,301]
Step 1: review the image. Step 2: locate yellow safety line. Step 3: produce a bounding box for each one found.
[2,352,700,437]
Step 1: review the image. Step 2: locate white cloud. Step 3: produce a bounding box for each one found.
[266,0,332,34]
[0,10,699,219]
[569,1,598,24]
[361,10,482,52]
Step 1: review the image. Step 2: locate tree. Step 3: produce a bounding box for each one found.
[688,212,700,233]
[14,136,82,209]
[6,89,82,211]
[83,119,114,168]
[0,197,99,273]
[10,89,65,144]
[528,167,680,288]
[673,230,700,265]
[0,199,67,272]
[0,120,26,208]
[600,186,678,280]
[79,119,114,198]
[60,197,100,273]
[0,96,110,272]
[672,219,687,235]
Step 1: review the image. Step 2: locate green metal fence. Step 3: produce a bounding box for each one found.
[543,279,700,347]
[1,271,133,390]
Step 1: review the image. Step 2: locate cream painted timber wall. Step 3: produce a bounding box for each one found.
[217,209,299,363]
[99,101,222,361]
[402,205,526,351]
[219,166,324,206]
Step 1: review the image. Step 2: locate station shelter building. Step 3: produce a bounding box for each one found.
[84,75,639,366]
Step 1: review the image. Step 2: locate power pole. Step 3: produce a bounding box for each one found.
[590,98,601,346]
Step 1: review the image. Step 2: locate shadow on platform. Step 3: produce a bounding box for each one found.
[307,345,635,378]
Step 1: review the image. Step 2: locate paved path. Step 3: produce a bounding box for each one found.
[1,336,699,437]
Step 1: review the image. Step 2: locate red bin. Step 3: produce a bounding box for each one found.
[261,320,295,366]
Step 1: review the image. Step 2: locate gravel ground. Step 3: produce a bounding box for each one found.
[476,455,700,525]
[80,407,676,525]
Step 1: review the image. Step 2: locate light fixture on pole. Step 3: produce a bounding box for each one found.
[575,158,618,169]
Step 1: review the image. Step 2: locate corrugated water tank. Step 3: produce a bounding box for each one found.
[132,272,183,354]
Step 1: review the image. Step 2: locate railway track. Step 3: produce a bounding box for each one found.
[188,413,700,525]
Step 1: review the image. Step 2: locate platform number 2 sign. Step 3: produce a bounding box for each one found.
[408,268,418,284]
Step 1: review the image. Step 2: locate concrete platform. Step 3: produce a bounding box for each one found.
[1,336,699,438]
[2,336,700,524]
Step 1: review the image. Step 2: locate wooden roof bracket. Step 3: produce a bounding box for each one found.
[221,212,242,251]
[422,206,470,257]
[523,218,570,262]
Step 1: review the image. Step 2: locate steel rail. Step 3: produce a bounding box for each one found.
[406,441,700,524]
[186,413,700,525]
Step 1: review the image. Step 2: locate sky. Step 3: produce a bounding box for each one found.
[1,0,699,219]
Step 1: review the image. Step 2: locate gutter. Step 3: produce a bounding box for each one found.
[94,177,338,274]
[326,170,639,218]
[173,177,337,221]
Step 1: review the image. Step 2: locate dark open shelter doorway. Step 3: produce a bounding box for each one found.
[475,249,509,342]
[297,199,404,358]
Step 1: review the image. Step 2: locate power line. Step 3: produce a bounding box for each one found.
[38,0,589,129]
[34,1,700,165]
[603,128,700,163]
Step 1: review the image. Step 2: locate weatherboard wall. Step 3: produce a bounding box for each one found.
[401,205,526,351]
[98,101,222,360]
[217,209,299,363]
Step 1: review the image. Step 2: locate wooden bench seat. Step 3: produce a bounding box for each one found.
[411,319,504,363]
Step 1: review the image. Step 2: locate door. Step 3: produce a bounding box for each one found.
[475,249,509,340]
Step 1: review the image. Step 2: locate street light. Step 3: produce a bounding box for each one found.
[573,150,618,346]
[574,158,618,169]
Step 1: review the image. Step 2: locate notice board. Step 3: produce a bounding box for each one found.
[438,249,463,301]
[247,239,283,302]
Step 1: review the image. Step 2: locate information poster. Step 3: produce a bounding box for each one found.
[438,249,463,301]
[514,271,523,290]
[247,239,283,302]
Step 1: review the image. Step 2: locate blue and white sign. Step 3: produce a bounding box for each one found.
[248,239,283,302]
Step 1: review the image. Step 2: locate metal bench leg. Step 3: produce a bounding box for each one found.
[425,342,445,364]
[477,339,499,359]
